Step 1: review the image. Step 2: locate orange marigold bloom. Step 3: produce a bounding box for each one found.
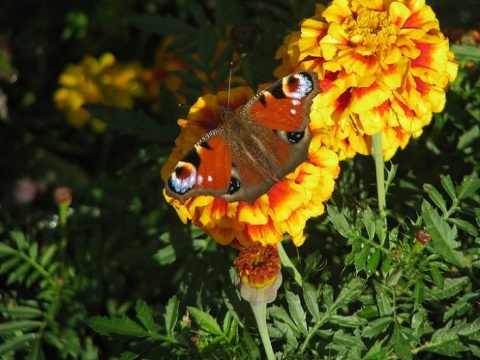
[234,242,282,306]
[161,85,339,247]
[275,0,458,160]
[54,52,144,132]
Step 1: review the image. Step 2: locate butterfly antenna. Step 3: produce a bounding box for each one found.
[227,61,233,110]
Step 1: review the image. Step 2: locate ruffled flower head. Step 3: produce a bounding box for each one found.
[275,0,458,160]
[54,52,144,132]
[234,242,282,306]
[161,83,339,247]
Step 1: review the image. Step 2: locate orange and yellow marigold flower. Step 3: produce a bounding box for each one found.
[161,85,339,248]
[54,52,144,132]
[275,0,458,160]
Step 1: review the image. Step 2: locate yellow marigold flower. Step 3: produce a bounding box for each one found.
[54,52,144,132]
[234,242,282,306]
[275,0,458,160]
[161,86,339,247]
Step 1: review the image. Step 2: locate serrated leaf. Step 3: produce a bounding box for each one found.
[332,330,366,349]
[0,306,42,319]
[392,326,412,360]
[329,315,366,327]
[187,307,223,336]
[355,244,371,272]
[269,306,301,337]
[457,172,480,200]
[332,278,364,312]
[440,175,457,202]
[449,217,479,236]
[422,201,465,268]
[0,320,43,334]
[286,291,308,335]
[327,205,356,239]
[361,208,376,241]
[165,296,179,337]
[303,283,320,322]
[0,255,21,274]
[362,317,393,338]
[84,105,172,142]
[135,300,156,333]
[428,277,469,301]
[0,243,17,256]
[424,184,448,214]
[0,333,36,355]
[196,26,217,71]
[422,321,469,356]
[375,283,393,317]
[366,249,381,276]
[8,261,31,285]
[39,244,58,267]
[87,316,150,337]
[128,15,195,35]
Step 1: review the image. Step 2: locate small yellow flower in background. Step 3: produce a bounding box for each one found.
[275,0,458,160]
[141,37,189,111]
[54,52,144,132]
[161,86,339,248]
[234,242,282,306]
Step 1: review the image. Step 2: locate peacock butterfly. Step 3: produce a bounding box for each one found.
[165,71,320,205]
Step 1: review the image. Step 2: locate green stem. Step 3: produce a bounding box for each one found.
[277,242,303,287]
[372,132,386,219]
[251,303,275,360]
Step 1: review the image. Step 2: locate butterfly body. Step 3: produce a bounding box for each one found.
[166,71,320,204]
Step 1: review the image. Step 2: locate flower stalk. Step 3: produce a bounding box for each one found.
[251,302,275,360]
[372,132,386,219]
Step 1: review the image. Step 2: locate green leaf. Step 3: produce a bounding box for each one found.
[286,290,308,335]
[39,244,58,267]
[422,201,465,268]
[361,208,376,241]
[0,243,17,257]
[392,326,412,360]
[366,249,381,276]
[327,205,356,239]
[196,26,217,71]
[421,321,469,356]
[457,172,480,200]
[135,300,156,333]
[449,217,479,236]
[423,184,448,214]
[87,316,150,337]
[303,283,320,322]
[332,278,364,312]
[0,320,43,334]
[332,330,366,349]
[329,315,366,328]
[440,175,457,203]
[362,317,393,338]
[84,105,174,142]
[0,333,36,355]
[0,306,42,319]
[187,307,223,336]
[165,296,179,337]
[451,44,480,61]
[374,282,393,317]
[0,255,21,274]
[128,15,195,35]
[355,243,371,272]
[269,306,301,337]
[428,277,469,301]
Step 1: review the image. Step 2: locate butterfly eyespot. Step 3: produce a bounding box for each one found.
[228,177,241,195]
[286,131,305,143]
